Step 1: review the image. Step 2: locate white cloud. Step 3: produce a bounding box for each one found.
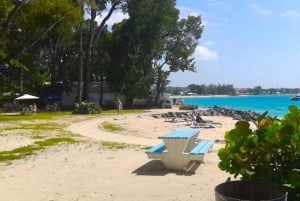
[250,4,272,15]
[280,10,300,19]
[194,45,218,61]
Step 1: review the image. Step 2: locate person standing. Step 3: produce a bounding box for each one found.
[32,103,37,114]
[116,99,123,115]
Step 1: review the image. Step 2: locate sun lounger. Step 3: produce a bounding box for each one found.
[188,113,222,128]
[191,122,217,128]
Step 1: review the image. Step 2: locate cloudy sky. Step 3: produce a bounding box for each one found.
[169,0,300,88]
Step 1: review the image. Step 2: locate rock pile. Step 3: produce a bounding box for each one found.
[196,106,263,122]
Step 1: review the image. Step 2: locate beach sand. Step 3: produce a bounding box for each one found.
[0,108,243,201]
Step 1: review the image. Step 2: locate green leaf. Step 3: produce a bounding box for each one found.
[288,105,299,115]
[235,121,250,129]
[218,106,300,193]
[287,172,300,188]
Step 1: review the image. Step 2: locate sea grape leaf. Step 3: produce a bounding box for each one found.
[235,121,250,129]
[288,105,299,116]
[287,172,300,188]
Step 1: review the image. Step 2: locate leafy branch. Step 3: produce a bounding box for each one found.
[218,105,300,200]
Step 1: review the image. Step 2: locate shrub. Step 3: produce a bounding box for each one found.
[72,102,102,114]
[218,105,300,201]
[179,104,198,110]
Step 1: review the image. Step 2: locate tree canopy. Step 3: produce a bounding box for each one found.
[0,0,204,107]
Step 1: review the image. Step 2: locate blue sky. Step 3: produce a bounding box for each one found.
[101,1,300,88]
[169,0,300,88]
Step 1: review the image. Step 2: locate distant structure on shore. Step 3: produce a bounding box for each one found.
[166,85,300,96]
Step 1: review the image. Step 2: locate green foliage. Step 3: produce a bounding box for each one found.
[107,0,187,106]
[0,137,77,163]
[0,0,12,20]
[101,141,135,149]
[218,105,300,200]
[0,111,72,121]
[187,84,236,95]
[3,123,62,131]
[101,121,123,132]
[100,141,145,150]
[72,102,102,114]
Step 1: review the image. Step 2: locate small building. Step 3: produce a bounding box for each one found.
[62,82,170,109]
[62,82,121,109]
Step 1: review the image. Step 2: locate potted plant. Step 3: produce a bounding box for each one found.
[217,105,300,201]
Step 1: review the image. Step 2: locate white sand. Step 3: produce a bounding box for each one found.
[0,108,242,201]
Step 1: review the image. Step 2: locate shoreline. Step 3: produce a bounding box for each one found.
[170,95,230,98]
[169,94,292,118]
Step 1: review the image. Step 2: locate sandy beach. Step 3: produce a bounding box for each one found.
[0,108,241,201]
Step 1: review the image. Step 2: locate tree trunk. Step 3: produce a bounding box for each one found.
[83,9,96,101]
[77,22,83,103]
[155,74,162,106]
[99,72,104,107]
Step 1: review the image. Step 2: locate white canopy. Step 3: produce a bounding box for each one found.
[15,94,39,100]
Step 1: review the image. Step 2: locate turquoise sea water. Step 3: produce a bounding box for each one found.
[177,95,300,118]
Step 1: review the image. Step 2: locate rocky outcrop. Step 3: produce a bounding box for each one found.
[196,106,263,122]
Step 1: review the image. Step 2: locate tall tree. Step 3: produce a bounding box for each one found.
[82,0,126,101]
[19,0,82,96]
[107,0,179,106]
[0,0,29,93]
[0,0,83,95]
[152,15,203,104]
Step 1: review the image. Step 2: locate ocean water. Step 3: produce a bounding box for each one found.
[176,94,300,118]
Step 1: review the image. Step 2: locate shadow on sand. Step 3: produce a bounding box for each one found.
[132,160,199,176]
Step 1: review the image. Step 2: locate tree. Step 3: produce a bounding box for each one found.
[81,0,126,101]
[105,0,174,106]
[0,0,83,96]
[0,0,30,93]
[252,86,262,95]
[93,31,112,106]
[152,15,203,104]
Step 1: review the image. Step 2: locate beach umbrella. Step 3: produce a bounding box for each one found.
[15,94,39,100]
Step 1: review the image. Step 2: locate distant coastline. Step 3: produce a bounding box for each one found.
[170,95,231,99]
[169,94,296,99]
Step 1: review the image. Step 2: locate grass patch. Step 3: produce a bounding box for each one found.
[0,137,77,163]
[101,141,142,149]
[0,146,42,162]
[101,122,123,132]
[31,134,44,139]
[35,137,77,147]
[0,109,149,164]
[3,122,62,131]
[0,111,72,121]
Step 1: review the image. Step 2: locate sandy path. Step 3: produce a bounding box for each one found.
[0,143,230,201]
[66,114,162,146]
[0,109,235,201]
